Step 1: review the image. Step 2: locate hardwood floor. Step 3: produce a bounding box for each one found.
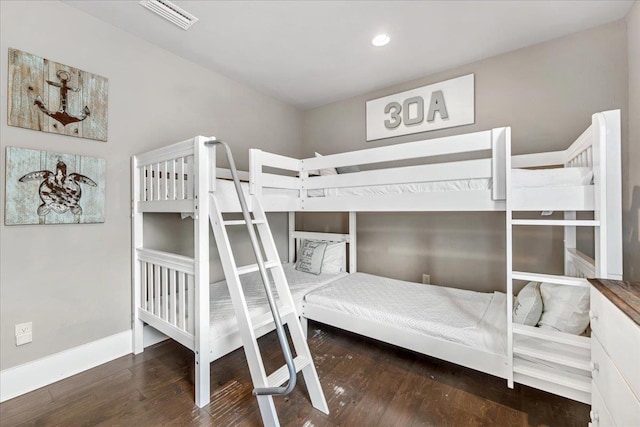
[0,322,589,426]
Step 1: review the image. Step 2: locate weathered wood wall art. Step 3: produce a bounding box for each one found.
[8,48,108,142]
[5,147,106,225]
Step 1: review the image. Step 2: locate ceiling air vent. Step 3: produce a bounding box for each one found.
[139,0,199,30]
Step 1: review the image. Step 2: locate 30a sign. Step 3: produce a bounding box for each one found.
[366,74,474,141]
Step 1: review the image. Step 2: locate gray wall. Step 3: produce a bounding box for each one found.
[627,1,640,282]
[0,1,300,370]
[301,21,628,291]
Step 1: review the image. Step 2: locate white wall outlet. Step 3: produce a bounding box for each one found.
[15,322,32,346]
[422,274,431,284]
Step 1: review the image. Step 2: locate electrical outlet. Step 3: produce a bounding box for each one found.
[422,274,431,284]
[15,322,32,346]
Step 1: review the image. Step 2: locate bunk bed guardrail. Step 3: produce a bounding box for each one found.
[249,128,510,211]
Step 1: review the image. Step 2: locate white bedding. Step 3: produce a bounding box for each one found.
[304,273,508,355]
[308,167,593,198]
[209,263,347,340]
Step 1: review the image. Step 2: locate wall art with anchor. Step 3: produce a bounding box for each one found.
[5,147,105,225]
[7,48,108,142]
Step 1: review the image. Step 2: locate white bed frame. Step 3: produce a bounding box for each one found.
[131,110,621,408]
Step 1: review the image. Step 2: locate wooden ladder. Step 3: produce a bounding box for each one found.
[206,139,328,427]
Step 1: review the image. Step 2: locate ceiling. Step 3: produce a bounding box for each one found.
[64,0,634,110]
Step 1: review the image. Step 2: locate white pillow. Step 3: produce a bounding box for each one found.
[294,239,327,275]
[314,152,337,176]
[513,282,543,326]
[321,242,346,273]
[538,282,590,335]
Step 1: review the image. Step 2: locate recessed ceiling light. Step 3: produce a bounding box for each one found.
[371,34,390,47]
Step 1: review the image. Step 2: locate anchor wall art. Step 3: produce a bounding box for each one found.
[5,147,105,225]
[7,48,108,142]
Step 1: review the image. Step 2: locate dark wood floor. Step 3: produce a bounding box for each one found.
[1,322,589,426]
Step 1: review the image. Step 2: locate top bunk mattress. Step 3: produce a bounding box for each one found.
[304,272,508,355]
[308,167,593,198]
[209,263,347,340]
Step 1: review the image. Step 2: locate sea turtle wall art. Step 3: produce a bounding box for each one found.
[7,48,108,142]
[5,147,105,225]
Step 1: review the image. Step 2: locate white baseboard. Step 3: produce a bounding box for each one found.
[0,330,132,403]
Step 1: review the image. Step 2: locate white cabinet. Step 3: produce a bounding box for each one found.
[590,281,640,426]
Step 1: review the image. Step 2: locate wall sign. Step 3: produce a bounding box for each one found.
[5,147,105,225]
[7,48,109,142]
[366,73,474,141]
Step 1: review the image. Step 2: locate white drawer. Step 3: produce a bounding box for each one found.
[592,337,640,426]
[590,383,616,427]
[590,287,640,398]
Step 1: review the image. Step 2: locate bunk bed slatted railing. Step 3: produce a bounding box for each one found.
[135,138,196,213]
[136,248,196,350]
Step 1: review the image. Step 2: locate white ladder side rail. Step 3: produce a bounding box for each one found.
[252,199,330,414]
[496,127,514,389]
[208,195,280,425]
[194,137,212,408]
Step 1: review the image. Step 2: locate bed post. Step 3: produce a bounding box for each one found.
[491,129,507,201]
[288,211,296,263]
[563,211,577,276]
[194,136,212,408]
[349,212,357,273]
[249,149,262,199]
[592,110,622,279]
[132,156,144,355]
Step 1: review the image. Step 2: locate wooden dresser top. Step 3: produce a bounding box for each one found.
[589,278,640,327]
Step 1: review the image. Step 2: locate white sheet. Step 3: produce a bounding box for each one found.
[209,263,347,340]
[308,167,593,198]
[304,273,508,355]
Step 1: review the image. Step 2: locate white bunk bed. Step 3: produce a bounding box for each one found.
[131,110,621,413]
[246,110,622,404]
[131,138,340,420]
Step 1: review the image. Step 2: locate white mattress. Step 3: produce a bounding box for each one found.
[209,263,347,340]
[309,167,593,198]
[304,272,508,355]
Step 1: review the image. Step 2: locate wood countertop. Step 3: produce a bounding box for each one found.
[589,278,640,327]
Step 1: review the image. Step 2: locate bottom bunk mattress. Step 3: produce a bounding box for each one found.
[303,272,508,355]
[209,263,347,340]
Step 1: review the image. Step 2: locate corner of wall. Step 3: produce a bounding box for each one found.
[625,0,640,281]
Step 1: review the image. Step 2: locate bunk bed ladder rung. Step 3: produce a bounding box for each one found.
[205,139,329,426]
[237,261,280,276]
[513,358,591,393]
[224,219,266,226]
[512,271,589,287]
[267,356,311,388]
[511,219,600,226]
[512,338,591,371]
